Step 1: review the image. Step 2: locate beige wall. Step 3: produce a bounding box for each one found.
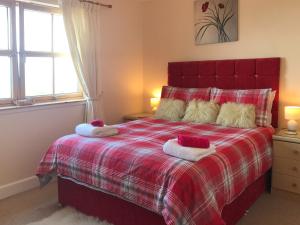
[100,0,144,124]
[0,103,85,187]
[142,0,300,127]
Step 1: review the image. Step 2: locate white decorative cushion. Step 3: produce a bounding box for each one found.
[216,102,257,128]
[182,100,220,124]
[154,98,186,121]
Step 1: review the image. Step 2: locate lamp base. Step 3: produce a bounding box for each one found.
[286,120,298,135]
[284,130,297,135]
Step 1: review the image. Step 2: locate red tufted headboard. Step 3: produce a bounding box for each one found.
[168,58,280,127]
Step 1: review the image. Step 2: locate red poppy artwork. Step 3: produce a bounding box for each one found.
[194,0,238,45]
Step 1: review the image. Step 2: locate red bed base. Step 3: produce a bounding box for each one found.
[58,173,268,225]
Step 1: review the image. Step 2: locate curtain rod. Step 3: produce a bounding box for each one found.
[79,0,112,8]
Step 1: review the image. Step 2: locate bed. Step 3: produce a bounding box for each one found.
[37,58,280,225]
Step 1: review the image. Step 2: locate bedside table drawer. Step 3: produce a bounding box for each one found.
[273,140,300,161]
[272,173,300,194]
[273,157,300,178]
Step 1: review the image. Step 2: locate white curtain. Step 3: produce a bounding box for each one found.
[59,0,103,122]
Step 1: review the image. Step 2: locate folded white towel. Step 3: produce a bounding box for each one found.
[163,139,216,161]
[75,124,119,137]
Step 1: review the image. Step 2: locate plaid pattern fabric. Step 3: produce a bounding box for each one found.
[37,118,273,225]
[210,88,272,127]
[161,86,211,101]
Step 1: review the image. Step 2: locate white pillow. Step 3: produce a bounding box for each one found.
[154,98,186,121]
[182,100,220,124]
[216,102,257,128]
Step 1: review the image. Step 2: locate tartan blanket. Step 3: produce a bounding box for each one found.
[37,118,273,225]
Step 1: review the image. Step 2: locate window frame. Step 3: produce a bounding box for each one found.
[0,0,82,107]
[0,1,17,105]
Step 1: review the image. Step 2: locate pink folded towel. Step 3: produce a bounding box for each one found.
[177,134,210,149]
[91,119,104,127]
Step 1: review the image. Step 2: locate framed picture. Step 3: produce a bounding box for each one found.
[194,0,238,45]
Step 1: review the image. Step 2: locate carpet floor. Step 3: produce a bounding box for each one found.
[1,182,300,225]
[25,207,112,225]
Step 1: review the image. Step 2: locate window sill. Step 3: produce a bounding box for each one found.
[0,99,86,115]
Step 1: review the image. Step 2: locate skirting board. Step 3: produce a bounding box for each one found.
[0,176,53,200]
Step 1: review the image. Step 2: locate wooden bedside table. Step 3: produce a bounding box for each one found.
[123,112,154,122]
[272,129,300,194]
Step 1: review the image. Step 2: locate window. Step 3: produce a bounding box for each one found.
[0,1,81,106]
[0,4,12,101]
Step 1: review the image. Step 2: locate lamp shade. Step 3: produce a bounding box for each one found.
[150,97,160,111]
[285,106,300,120]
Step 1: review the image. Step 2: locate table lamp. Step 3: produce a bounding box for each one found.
[285,106,300,135]
[150,97,160,112]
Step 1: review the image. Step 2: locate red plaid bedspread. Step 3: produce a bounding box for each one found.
[37,118,273,225]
